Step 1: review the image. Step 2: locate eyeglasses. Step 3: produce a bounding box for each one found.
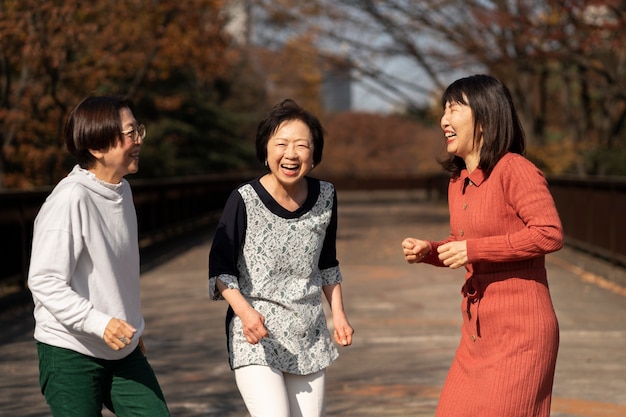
[120,124,146,144]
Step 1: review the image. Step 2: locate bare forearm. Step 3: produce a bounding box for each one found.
[216,279,250,315]
[323,283,345,313]
[323,283,354,346]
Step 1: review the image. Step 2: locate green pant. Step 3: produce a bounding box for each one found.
[37,342,170,417]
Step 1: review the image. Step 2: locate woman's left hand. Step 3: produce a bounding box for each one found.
[437,240,468,269]
[333,314,354,347]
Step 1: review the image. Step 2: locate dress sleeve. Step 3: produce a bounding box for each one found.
[467,156,564,262]
[421,179,455,267]
[421,239,451,267]
[208,188,246,300]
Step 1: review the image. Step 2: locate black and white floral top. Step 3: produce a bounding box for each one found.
[208,177,342,374]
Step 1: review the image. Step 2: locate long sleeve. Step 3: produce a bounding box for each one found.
[464,155,563,263]
[28,193,111,338]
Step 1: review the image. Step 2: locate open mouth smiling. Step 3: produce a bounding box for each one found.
[281,163,299,171]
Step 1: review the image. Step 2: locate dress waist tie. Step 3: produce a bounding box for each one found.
[461,275,483,337]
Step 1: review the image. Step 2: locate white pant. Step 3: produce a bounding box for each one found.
[234,365,326,417]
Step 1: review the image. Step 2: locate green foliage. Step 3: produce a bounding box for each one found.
[584,145,626,177]
[133,89,259,179]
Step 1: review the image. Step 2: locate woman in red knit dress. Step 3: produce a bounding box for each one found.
[402,74,563,417]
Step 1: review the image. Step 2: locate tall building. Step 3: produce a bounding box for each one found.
[321,58,352,112]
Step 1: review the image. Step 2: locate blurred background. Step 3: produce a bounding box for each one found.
[2,0,625,189]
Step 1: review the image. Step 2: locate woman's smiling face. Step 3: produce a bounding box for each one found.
[441,98,482,170]
[266,119,314,186]
[88,107,142,184]
[105,107,142,180]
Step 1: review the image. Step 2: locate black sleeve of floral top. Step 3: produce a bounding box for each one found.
[208,187,247,278]
[318,185,340,270]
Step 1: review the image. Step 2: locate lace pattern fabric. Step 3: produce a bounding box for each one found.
[212,181,341,374]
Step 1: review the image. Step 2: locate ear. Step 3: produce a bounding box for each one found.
[89,148,105,160]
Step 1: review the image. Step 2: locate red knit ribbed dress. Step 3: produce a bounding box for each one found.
[424,153,564,417]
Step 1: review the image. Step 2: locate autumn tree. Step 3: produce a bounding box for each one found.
[0,0,261,189]
[315,112,443,179]
[246,0,626,175]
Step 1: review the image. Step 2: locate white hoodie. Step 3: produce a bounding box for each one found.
[28,165,145,359]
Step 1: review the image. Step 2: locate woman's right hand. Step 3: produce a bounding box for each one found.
[239,306,269,344]
[217,279,269,344]
[401,237,430,263]
[103,318,136,351]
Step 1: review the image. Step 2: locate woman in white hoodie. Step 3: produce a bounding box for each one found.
[28,96,170,417]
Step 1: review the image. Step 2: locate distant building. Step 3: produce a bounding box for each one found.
[321,59,352,112]
[223,0,251,46]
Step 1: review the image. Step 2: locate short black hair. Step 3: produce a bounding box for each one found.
[65,96,135,169]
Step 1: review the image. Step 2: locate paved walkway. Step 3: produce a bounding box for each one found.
[1,190,625,417]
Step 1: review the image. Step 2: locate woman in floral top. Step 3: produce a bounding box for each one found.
[209,99,354,417]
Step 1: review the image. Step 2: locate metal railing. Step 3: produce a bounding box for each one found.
[1,172,624,310]
[548,175,626,266]
[0,172,258,309]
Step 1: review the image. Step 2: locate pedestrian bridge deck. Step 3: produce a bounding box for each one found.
[1,191,625,417]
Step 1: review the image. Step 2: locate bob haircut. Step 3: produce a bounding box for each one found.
[65,95,135,169]
[439,74,525,179]
[255,99,324,167]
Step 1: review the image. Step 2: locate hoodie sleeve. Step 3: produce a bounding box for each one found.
[28,184,112,339]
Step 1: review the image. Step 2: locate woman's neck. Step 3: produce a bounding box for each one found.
[260,174,308,212]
